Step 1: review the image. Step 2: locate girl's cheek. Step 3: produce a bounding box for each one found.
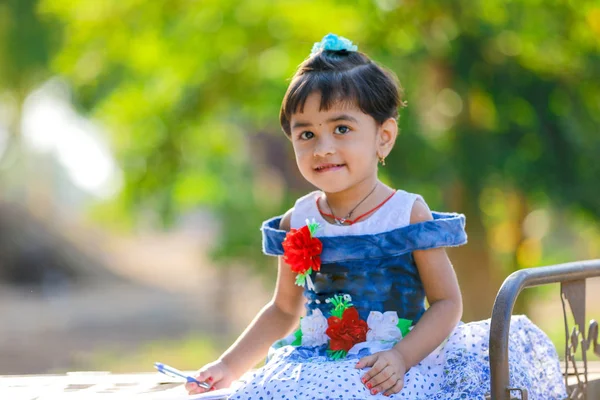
[294,147,312,161]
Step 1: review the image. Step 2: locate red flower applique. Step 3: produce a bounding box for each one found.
[291,294,410,360]
[282,220,322,288]
[326,306,369,353]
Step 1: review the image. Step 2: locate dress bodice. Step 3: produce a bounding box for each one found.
[261,190,467,324]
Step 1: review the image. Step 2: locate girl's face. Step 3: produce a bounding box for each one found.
[289,91,395,194]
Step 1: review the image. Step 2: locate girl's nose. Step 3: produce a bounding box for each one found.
[313,137,335,158]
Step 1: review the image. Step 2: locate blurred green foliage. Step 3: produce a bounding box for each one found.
[0,0,57,96]
[77,334,224,374]
[0,0,61,174]
[2,0,600,318]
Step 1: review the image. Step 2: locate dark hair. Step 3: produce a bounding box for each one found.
[279,49,405,136]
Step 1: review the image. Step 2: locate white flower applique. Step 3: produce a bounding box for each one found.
[300,308,329,347]
[366,311,403,342]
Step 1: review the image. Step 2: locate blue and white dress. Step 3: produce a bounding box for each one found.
[230,190,567,400]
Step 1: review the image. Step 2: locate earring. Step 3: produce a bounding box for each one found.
[378,155,386,166]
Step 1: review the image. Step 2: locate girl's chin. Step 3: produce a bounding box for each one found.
[302,171,361,194]
[306,175,376,194]
[309,181,353,194]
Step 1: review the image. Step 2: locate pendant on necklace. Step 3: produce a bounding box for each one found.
[335,218,346,226]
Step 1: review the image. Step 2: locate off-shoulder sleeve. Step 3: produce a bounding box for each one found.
[259,212,467,262]
[313,212,467,263]
[395,211,467,251]
[261,216,286,256]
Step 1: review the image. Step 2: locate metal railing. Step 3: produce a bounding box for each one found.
[489,259,600,400]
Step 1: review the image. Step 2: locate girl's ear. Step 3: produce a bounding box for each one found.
[376,117,398,158]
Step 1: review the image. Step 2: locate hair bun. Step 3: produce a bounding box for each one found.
[310,33,358,56]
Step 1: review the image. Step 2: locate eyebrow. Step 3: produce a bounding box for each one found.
[291,114,359,130]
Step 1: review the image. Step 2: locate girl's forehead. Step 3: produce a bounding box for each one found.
[291,93,363,120]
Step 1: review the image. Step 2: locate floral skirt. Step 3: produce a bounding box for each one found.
[228,316,566,400]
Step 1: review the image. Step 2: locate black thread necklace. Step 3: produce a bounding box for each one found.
[322,183,379,226]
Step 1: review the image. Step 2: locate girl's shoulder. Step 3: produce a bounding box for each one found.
[289,190,321,229]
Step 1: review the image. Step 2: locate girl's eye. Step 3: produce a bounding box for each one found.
[334,125,350,135]
[300,131,314,140]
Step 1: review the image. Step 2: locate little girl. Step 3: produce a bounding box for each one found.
[186,34,567,399]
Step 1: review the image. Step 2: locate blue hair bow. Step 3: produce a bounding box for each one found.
[310,33,358,56]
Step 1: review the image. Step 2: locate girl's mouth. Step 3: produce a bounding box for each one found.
[314,163,345,173]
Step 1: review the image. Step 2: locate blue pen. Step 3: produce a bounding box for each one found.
[154,362,211,389]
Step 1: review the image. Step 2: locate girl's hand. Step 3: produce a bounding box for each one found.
[355,348,407,397]
[185,360,235,395]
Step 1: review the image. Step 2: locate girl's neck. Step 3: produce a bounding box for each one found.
[321,178,391,218]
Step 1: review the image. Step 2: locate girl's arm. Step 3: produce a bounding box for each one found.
[392,199,463,368]
[357,199,462,396]
[218,209,306,379]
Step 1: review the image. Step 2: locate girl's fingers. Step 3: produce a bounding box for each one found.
[197,370,219,388]
[366,365,396,395]
[356,354,376,369]
[187,383,210,395]
[195,370,215,382]
[361,358,387,388]
[383,377,405,397]
[185,380,206,392]
[187,370,216,395]
[184,382,196,392]
[359,355,383,383]
[189,375,231,394]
